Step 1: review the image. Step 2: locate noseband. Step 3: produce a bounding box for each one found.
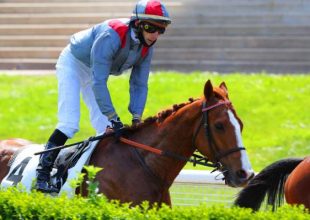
[193,100,246,168]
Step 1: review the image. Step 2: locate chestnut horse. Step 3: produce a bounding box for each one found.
[0,80,254,206]
[234,156,310,211]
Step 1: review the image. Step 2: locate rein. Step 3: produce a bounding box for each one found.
[36,99,245,170]
[120,99,246,170]
[118,99,246,172]
[119,137,218,168]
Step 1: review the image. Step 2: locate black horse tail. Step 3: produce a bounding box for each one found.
[234,158,303,211]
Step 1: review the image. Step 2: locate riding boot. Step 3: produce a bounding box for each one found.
[35,142,60,193]
[35,129,68,193]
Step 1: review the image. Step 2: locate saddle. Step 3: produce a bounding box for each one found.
[53,140,92,191]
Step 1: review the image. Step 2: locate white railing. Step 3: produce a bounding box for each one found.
[170,170,241,207]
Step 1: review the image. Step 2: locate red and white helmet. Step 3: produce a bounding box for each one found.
[130,0,171,26]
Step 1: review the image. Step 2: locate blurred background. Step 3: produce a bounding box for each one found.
[1,0,310,73]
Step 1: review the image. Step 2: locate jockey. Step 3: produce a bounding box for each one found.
[35,0,171,193]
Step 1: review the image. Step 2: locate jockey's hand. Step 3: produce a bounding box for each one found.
[132,118,141,127]
[110,117,124,139]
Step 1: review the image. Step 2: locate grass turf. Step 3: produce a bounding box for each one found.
[0,71,309,171]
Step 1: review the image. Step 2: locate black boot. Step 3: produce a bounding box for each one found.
[35,142,60,193]
[35,129,68,193]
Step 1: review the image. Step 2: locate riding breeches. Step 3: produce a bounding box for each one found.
[55,45,110,138]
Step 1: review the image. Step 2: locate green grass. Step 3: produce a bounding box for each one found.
[0,71,309,171]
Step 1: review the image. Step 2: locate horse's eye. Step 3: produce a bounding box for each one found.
[214,123,224,131]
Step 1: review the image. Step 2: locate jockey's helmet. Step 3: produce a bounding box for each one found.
[130,0,171,28]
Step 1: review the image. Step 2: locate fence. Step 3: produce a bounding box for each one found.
[170,170,241,206]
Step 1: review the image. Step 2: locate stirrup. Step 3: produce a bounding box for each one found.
[36,180,59,193]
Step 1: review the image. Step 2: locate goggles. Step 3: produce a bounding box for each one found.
[140,22,166,34]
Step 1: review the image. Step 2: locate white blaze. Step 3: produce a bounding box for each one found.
[227,110,253,172]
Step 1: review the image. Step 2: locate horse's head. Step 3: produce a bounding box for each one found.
[194,80,254,187]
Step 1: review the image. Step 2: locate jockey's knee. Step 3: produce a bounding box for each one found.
[56,125,79,139]
[90,118,109,136]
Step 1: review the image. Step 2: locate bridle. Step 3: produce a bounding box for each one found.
[192,99,246,170]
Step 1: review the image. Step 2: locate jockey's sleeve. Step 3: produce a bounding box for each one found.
[91,31,120,119]
[128,47,154,119]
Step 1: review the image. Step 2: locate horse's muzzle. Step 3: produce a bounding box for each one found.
[224,169,255,187]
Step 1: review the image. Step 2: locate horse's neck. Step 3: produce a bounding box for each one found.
[135,101,202,186]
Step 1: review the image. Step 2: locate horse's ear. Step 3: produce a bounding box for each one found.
[204,80,214,100]
[220,82,228,92]
[220,81,229,98]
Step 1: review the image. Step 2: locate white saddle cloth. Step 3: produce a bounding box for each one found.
[0,140,99,197]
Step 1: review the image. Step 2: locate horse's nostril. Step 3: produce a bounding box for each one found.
[236,170,247,179]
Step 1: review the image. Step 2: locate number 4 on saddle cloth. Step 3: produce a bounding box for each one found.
[0,140,99,196]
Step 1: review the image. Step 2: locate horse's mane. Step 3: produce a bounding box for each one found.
[127,85,229,131]
[145,97,197,124]
[127,97,198,131]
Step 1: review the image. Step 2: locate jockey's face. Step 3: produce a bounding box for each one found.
[142,29,160,46]
[137,20,166,46]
